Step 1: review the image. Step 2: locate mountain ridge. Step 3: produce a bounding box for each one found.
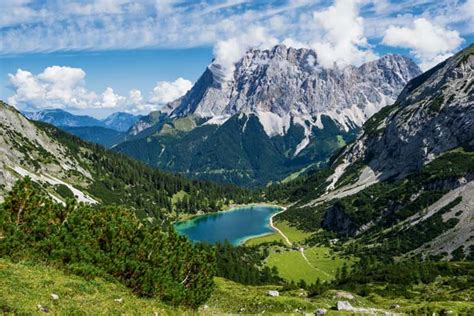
[272,44,474,260]
[23,109,142,132]
[120,45,421,186]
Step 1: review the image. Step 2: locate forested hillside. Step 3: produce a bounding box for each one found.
[0,100,260,223]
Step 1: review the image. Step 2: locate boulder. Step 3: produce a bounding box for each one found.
[389,304,400,309]
[114,298,124,303]
[315,308,327,315]
[50,294,59,300]
[336,301,353,311]
[335,291,354,300]
[36,304,49,313]
[267,290,279,297]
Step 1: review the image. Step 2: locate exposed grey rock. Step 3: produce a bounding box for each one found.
[342,44,474,180]
[335,291,355,300]
[315,308,327,315]
[36,304,49,313]
[336,300,353,311]
[267,290,279,297]
[169,45,420,141]
[50,293,59,300]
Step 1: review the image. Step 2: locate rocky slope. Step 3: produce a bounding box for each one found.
[0,102,96,203]
[276,44,474,260]
[169,45,421,138]
[119,45,421,186]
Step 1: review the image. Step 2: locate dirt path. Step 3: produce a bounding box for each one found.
[269,208,292,246]
[299,248,332,279]
[270,208,334,279]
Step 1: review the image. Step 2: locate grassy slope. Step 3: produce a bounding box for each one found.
[0,259,177,315]
[2,259,472,315]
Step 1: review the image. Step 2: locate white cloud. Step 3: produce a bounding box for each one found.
[310,0,377,68]
[7,66,193,114]
[382,18,464,70]
[213,26,278,79]
[8,66,125,110]
[129,89,143,106]
[149,78,193,105]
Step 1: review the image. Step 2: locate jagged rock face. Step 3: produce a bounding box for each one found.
[0,102,93,201]
[169,45,421,137]
[349,45,474,179]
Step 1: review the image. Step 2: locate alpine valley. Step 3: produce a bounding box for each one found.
[1,38,473,316]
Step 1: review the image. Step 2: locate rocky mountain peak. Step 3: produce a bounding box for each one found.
[339,44,474,180]
[167,44,421,142]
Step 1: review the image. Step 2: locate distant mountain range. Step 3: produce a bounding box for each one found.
[23,109,142,147]
[116,45,421,186]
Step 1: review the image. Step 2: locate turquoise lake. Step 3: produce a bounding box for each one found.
[174,205,282,245]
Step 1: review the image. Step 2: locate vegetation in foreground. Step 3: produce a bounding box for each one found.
[0,166,472,314]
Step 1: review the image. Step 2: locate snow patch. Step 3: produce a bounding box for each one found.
[203,115,231,126]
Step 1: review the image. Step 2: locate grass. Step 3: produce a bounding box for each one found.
[0,259,177,315]
[267,250,319,284]
[280,163,316,184]
[278,221,312,244]
[245,232,284,246]
[2,258,471,315]
[303,247,357,281]
[205,277,317,314]
[246,221,312,246]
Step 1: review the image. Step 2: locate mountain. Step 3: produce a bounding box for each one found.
[23,109,103,128]
[118,45,421,187]
[0,100,257,217]
[102,111,142,132]
[23,109,142,147]
[272,44,474,260]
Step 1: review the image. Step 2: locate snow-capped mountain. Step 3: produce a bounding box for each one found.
[120,45,422,186]
[168,44,421,153]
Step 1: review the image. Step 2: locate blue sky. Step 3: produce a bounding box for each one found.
[1,0,473,118]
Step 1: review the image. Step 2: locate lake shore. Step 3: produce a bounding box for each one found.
[174,202,286,223]
[174,203,288,245]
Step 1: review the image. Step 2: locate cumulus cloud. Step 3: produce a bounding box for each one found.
[211,0,376,74]
[382,18,464,70]
[213,26,278,80]
[8,67,193,114]
[310,0,377,68]
[8,66,125,110]
[149,78,192,105]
